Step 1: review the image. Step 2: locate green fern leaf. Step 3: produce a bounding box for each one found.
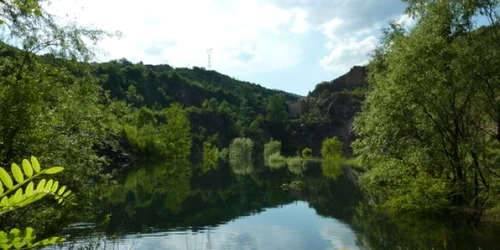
[44,167,63,174]
[22,160,33,178]
[0,168,13,189]
[25,182,34,195]
[51,181,58,193]
[45,180,53,191]
[11,164,24,184]
[57,186,66,196]
[13,189,22,204]
[0,196,7,206]
[62,190,71,198]
[30,156,40,173]
[36,179,46,192]
[0,156,73,249]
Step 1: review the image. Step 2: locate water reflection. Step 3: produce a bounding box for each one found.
[321,155,343,180]
[94,202,359,250]
[88,159,500,250]
[352,202,500,250]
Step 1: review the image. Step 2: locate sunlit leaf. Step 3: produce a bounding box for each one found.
[51,181,58,193]
[11,163,24,184]
[57,186,66,196]
[0,168,13,189]
[45,167,64,174]
[45,180,53,191]
[22,159,33,178]
[31,156,40,173]
[25,182,34,195]
[36,179,46,192]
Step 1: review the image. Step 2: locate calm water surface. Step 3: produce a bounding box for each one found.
[105,201,358,250]
[57,161,500,250]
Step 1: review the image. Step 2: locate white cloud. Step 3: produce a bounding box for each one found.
[319,36,377,72]
[395,13,417,29]
[44,0,409,94]
[265,0,406,72]
[47,0,310,75]
[311,1,406,71]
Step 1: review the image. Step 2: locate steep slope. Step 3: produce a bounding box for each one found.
[288,66,367,154]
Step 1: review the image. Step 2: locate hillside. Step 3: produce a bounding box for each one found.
[287,66,368,155]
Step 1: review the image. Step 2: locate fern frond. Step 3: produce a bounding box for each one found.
[0,227,65,250]
[0,157,75,214]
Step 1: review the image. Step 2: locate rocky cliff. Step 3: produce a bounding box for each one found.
[288,66,367,155]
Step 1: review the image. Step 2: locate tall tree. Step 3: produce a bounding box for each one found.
[353,0,500,217]
[266,94,288,123]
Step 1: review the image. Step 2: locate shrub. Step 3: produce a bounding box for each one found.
[287,157,306,175]
[264,140,281,166]
[321,137,342,158]
[200,142,219,174]
[229,137,254,175]
[302,148,313,159]
[268,153,287,169]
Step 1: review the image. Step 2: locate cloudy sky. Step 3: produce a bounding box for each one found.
[51,0,410,95]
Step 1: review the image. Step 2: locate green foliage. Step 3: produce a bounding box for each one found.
[287,157,306,175]
[228,138,254,175]
[0,0,113,61]
[321,153,343,180]
[219,148,229,162]
[266,94,289,122]
[353,0,500,215]
[320,137,345,179]
[161,103,193,161]
[302,148,313,159]
[0,157,74,249]
[264,140,282,166]
[102,160,192,216]
[321,137,343,158]
[122,103,192,161]
[267,153,287,170]
[201,142,219,174]
[202,98,219,112]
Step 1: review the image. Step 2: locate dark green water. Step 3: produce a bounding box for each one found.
[60,161,500,250]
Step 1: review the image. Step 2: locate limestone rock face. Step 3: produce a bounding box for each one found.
[310,66,367,97]
[288,66,367,154]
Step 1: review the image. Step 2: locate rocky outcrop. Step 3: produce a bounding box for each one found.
[288,98,309,118]
[289,66,367,155]
[310,66,367,97]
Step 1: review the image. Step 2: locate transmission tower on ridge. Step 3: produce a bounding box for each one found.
[207,48,213,70]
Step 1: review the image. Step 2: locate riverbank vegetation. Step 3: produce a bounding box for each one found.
[353,0,500,220]
[1,0,500,245]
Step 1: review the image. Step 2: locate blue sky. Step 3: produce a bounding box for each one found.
[52,0,411,95]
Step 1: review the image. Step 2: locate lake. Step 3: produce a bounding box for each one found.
[54,161,500,250]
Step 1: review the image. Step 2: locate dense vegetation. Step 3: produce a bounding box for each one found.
[353,0,500,220]
[1,0,500,247]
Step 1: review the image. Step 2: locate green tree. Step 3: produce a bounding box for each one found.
[228,137,254,175]
[267,153,287,169]
[321,137,342,158]
[202,98,219,112]
[302,148,313,159]
[353,0,500,215]
[287,157,306,175]
[201,141,219,174]
[160,103,193,162]
[266,94,288,122]
[321,138,343,179]
[264,140,282,165]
